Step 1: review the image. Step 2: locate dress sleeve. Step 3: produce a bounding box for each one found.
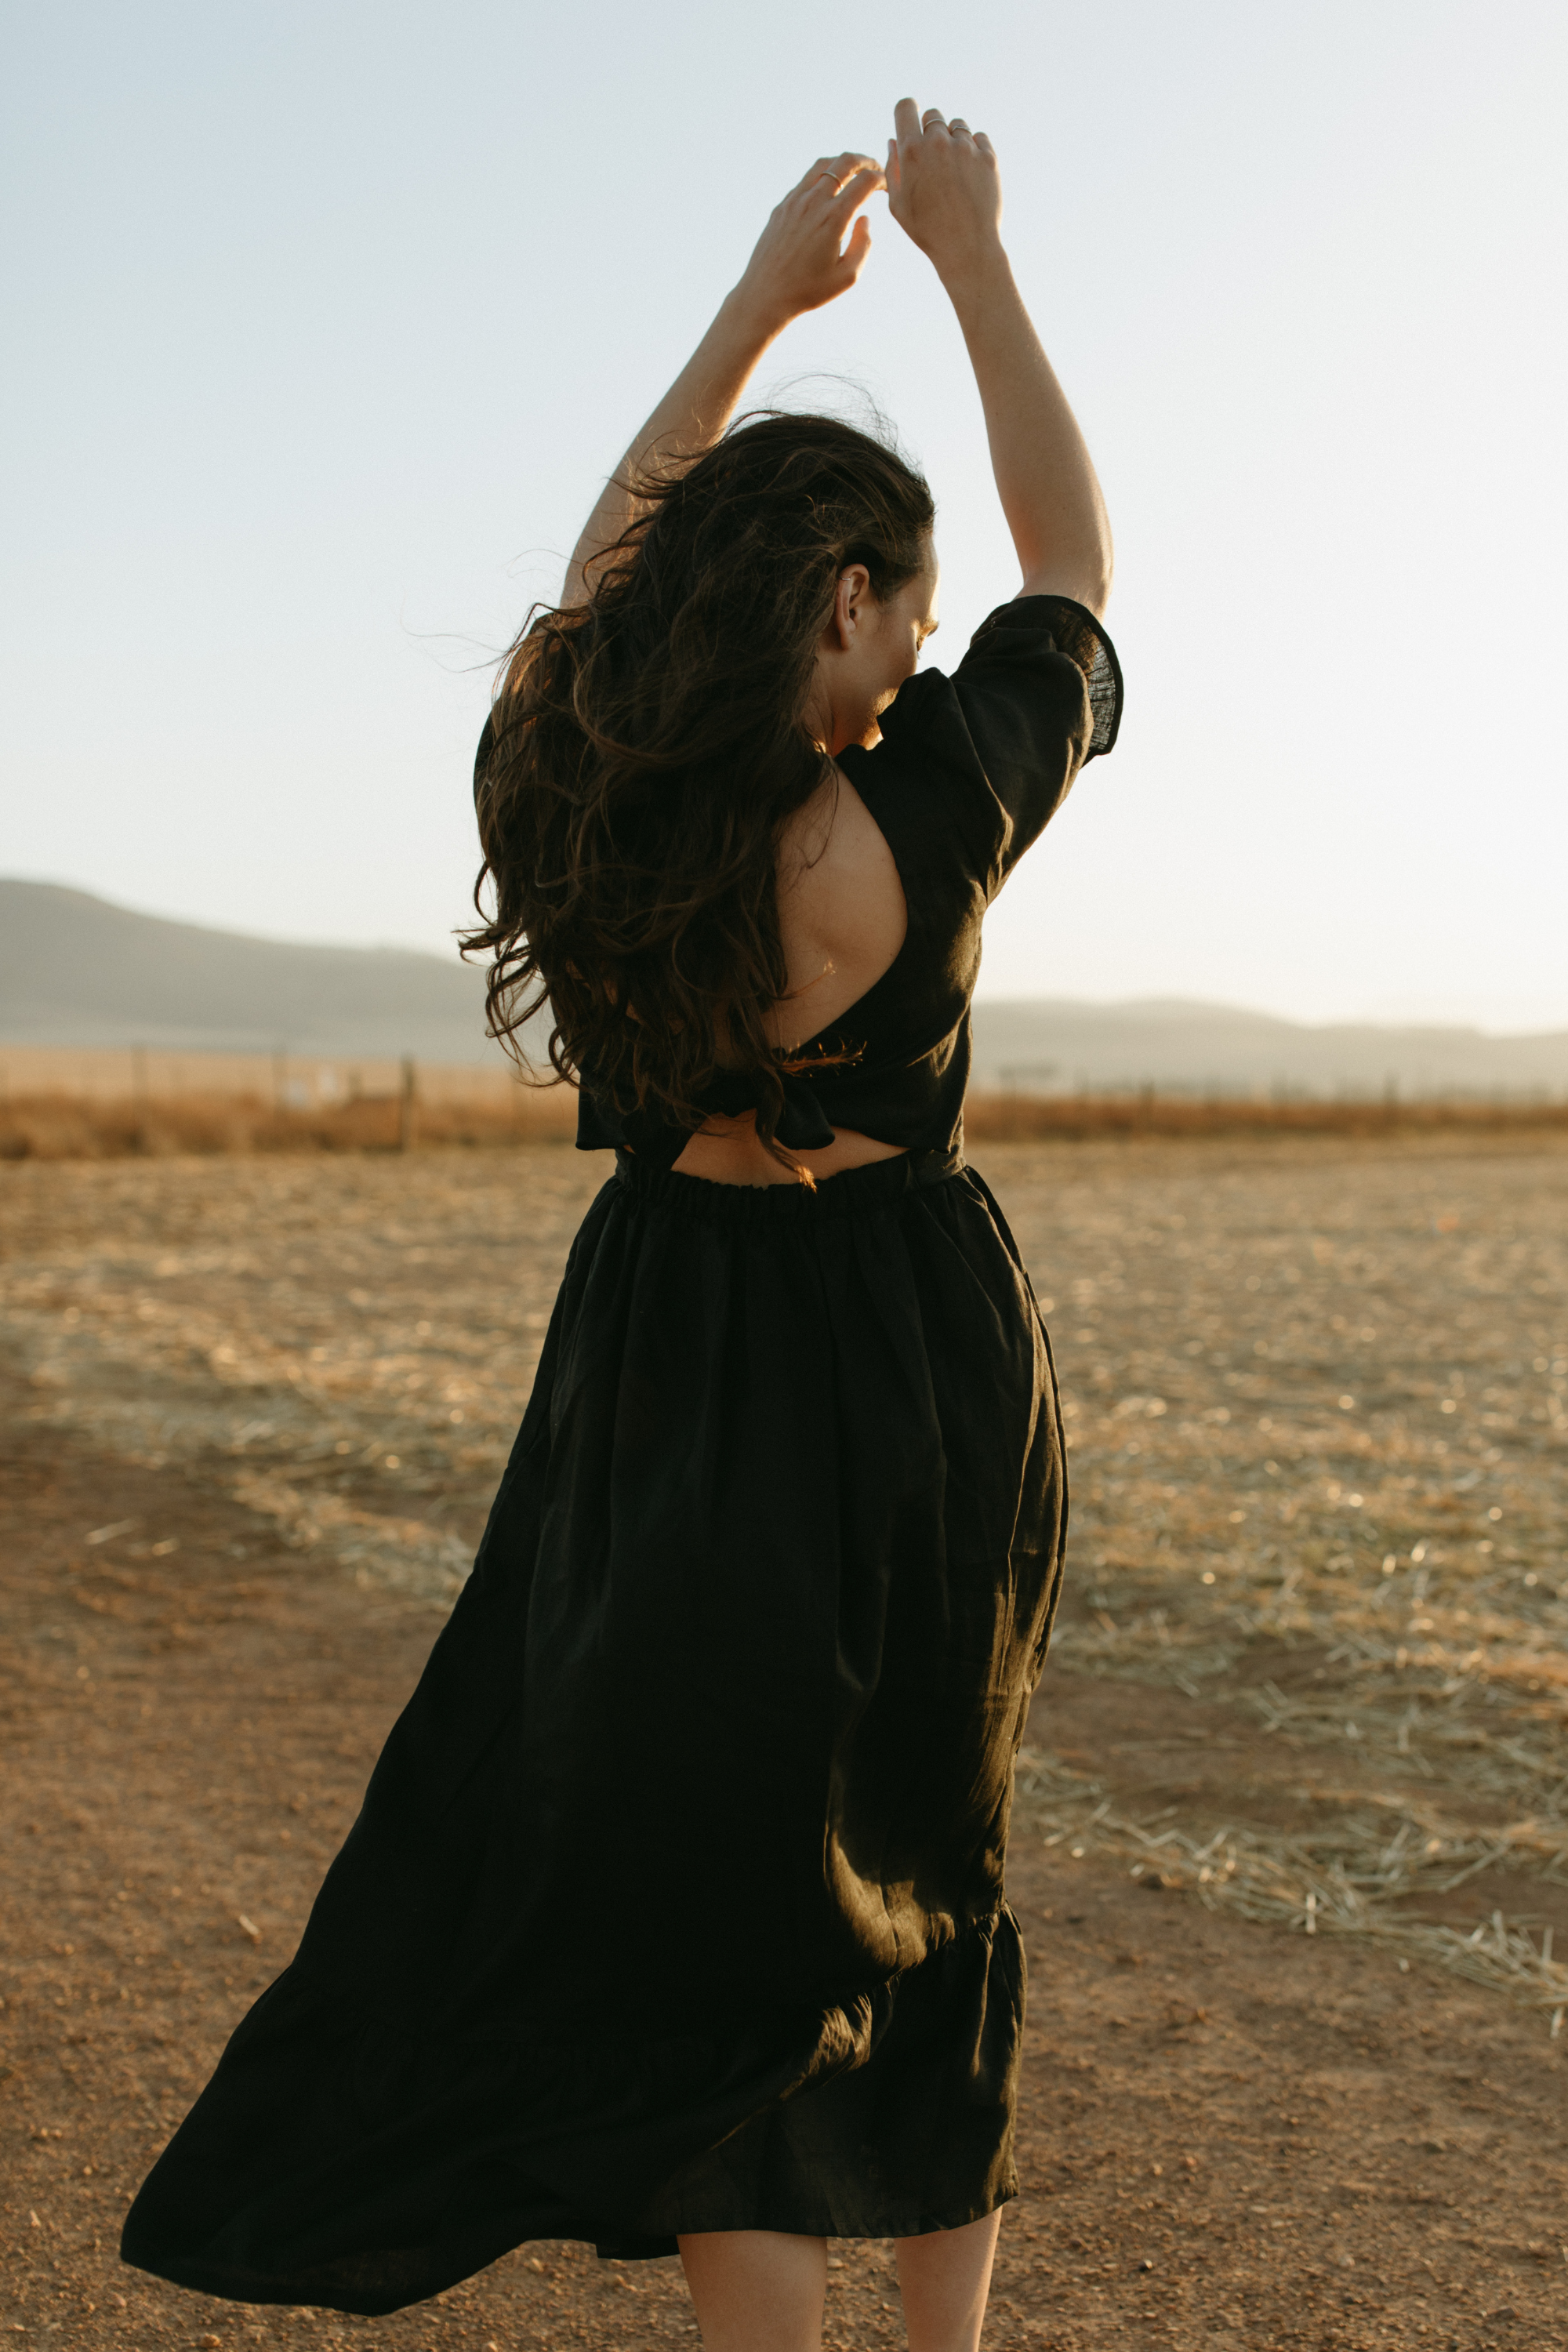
[975,593,1122,764]
[869,593,1123,902]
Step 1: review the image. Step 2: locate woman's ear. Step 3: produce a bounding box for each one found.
[830,563,873,649]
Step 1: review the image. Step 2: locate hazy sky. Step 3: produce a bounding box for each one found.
[4,0,1565,1029]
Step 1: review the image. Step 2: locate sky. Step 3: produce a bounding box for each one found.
[3,0,1565,1032]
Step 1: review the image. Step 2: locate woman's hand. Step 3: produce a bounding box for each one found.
[885,100,1003,284]
[731,152,885,334]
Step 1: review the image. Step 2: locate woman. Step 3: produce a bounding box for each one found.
[123,98,1120,2352]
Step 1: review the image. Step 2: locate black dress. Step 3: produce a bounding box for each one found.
[122,595,1123,2316]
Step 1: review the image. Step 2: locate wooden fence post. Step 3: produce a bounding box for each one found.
[399,1056,417,1152]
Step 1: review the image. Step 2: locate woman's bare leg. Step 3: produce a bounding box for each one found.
[678,2230,829,2352]
[895,2210,1002,2352]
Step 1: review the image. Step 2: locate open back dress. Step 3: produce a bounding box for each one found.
[122,593,1123,2317]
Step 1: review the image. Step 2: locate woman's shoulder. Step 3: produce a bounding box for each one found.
[847,593,1123,901]
[902,593,1121,757]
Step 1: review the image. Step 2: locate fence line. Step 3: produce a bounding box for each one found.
[0,1043,527,1108]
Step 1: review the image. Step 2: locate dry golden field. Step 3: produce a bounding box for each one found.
[3,1069,1566,1162]
[0,1051,575,1160]
[4,1131,1568,2348]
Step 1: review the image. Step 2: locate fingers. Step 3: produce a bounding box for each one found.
[892,99,988,153]
[829,159,884,220]
[795,148,879,200]
[823,148,879,194]
[838,213,873,278]
[793,152,840,197]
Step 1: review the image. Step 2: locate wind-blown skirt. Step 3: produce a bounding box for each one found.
[122,1145,1067,2316]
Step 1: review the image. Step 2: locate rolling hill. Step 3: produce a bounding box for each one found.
[966,995,1568,1101]
[2,879,1563,1097]
[0,880,503,1065]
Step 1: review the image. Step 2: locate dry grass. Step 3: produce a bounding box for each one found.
[5,1077,1568,1161]
[991,1131,1568,2023]
[964,1091,1568,1142]
[0,1086,576,1160]
[1015,1745,1568,2022]
[3,1131,1566,2020]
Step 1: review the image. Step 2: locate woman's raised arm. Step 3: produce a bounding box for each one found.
[886,100,1113,616]
[561,152,885,606]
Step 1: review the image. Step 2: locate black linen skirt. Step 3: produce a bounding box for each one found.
[122,1146,1068,2316]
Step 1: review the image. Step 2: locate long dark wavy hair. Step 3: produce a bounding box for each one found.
[461,412,935,1163]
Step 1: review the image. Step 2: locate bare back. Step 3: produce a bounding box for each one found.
[768,771,907,1050]
[670,770,909,1185]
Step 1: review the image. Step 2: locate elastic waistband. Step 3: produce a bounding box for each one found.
[612,1145,966,1222]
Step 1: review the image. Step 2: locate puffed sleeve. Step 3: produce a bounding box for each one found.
[870,593,1123,902]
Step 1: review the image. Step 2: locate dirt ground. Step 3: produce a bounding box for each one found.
[3,1138,1566,2351]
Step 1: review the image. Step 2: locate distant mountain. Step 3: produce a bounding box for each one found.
[968,996,1568,1100]
[2,880,1563,1095]
[0,880,505,1063]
